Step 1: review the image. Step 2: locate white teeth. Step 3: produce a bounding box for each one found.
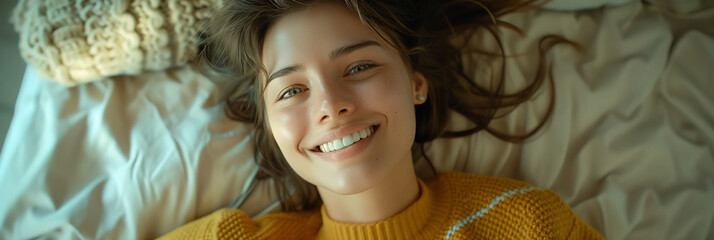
[333,139,344,150]
[342,136,353,147]
[318,127,374,153]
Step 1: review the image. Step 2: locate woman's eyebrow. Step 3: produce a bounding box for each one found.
[268,64,304,83]
[267,40,381,84]
[329,40,381,61]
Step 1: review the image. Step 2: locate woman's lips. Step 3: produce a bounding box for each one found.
[311,125,379,153]
[317,126,372,153]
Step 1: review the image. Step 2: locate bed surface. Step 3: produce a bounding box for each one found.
[1,1,713,239]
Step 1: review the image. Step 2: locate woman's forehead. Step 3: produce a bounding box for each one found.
[260,2,393,75]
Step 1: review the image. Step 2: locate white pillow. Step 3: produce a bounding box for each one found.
[10,0,222,86]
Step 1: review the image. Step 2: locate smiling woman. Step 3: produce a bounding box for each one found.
[260,4,427,223]
[161,0,604,239]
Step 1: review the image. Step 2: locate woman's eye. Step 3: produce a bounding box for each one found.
[348,63,374,75]
[278,87,304,100]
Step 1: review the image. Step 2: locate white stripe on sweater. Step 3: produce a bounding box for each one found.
[445,187,536,239]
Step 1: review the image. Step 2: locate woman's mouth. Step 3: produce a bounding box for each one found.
[315,125,378,153]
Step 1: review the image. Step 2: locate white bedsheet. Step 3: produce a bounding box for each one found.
[1,1,713,239]
[0,65,263,239]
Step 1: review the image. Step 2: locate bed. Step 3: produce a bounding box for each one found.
[1,0,713,239]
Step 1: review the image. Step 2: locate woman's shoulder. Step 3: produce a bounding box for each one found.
[159,208,322,239]
[158,209,257,239]
[428,171,603,239]
[429,171,537,200]
[430,171,566,215]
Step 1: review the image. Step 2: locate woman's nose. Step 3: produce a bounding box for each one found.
[312,82,355,124]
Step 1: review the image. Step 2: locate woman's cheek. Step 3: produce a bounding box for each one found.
[370,71,412,106]
[269,107,309,154]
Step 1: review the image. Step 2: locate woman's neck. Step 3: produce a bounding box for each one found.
[316,157,420,223]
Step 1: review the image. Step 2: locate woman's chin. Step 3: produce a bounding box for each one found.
[315,170,382,196]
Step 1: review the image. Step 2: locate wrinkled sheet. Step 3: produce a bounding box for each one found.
[1,1,713,239]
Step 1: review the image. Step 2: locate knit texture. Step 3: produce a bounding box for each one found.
[10,0,223,86]
[160,172,604,239]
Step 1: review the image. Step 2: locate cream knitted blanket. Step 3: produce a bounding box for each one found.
[11,0,223,86]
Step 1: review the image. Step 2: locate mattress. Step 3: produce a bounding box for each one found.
[1,1,713,239]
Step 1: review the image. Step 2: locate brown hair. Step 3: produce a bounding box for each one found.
[197,0,574,212]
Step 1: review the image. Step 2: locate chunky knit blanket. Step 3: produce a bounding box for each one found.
[11,0,223,86]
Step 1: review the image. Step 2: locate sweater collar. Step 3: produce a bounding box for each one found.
[317,178,450,240]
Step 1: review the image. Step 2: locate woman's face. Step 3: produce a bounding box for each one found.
[261,2,427,195]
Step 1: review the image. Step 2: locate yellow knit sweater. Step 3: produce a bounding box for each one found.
[160,172,604,239]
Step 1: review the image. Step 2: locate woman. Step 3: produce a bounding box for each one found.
[162,0,603,239]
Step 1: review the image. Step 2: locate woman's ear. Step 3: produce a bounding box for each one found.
[412,71,428,105]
